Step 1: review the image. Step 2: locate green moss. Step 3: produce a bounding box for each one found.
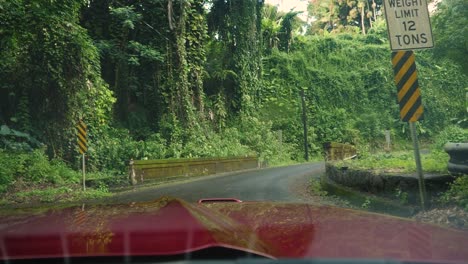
[322,180,415,217]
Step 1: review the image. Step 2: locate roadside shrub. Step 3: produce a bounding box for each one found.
[50,159,81,184]
[0,150,27,192]
[87,127,167,172]
[87,115,297,173]
[432,125,468,149]
[214,127,254,157]
[87,170,127,187]
[310,178,327,196]
[24,149,59,183]
[0,148,81,189]
[442,176,468,211]
[341,150,448,173]
[237,116,295,164]
[167,117,294,165]
[179,127,252,158]
[142,133,167,159]
[354,113,384,141]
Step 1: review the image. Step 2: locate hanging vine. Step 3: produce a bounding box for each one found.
[186,0,208,116]
[165,0,208,127]
[207,0,264,116]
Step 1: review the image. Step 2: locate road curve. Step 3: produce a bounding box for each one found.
[111,162,324,203]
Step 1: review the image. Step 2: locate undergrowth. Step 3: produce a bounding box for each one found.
[336,150,449,174]
[12,186,110,204]
[0,149,113,205]
[441,176,468,211]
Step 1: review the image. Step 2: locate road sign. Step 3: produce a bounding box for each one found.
[391,50,424,122]
[77,120,87,154]
[383,0,434,50]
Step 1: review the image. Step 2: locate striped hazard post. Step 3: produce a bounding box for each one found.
[391,50,424,122]
[77,120,87,154]
[391,50,427,210]
[77,120,87,191]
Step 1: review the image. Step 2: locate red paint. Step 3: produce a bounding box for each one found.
[0,197,467,263]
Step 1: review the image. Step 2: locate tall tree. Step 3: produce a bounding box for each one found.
[262,4,282,53]
[0,0,114,158]
[206,0,264,116]
[278,11,303,53]
[307,0,383,34]
[81,0,208,132]
[431,0,468,74]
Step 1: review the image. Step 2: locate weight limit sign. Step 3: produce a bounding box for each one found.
[384,0,434,51]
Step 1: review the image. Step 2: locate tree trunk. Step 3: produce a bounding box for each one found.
[360,4,366,35]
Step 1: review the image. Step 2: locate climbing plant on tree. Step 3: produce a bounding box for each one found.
[82,0,208,131]
[206,0,264,116]
[0,0,114,160]
[278,11,302,53]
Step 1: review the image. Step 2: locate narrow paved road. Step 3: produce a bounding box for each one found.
[111,162,324,203]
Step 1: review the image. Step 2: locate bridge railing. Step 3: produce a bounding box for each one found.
[323,142,357,161]
[130,156,259,183]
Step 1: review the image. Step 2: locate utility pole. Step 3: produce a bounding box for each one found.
[300,89,309,161]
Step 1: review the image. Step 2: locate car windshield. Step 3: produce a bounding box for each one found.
[0,0,467,263]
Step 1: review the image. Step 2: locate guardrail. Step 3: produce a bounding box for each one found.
[323,142,357,161]
[444,143,468,174]
[131,156,259,183]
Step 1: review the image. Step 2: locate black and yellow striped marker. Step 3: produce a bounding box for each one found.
[391,50,424,122]
[77,120,87,154]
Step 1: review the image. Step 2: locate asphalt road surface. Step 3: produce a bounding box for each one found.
[111,162,324,203]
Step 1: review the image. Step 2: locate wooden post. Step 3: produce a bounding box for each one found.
[300,89,309,161]
[82,153,86,191]
[129,159,137,185]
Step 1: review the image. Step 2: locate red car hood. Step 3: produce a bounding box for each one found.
[0,197,467,263]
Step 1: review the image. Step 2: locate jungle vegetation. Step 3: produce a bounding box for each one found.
[0,0,466,191]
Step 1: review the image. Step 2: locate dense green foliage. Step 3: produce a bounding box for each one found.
[0,0,115,159]
[206,0,263,115]
[260,34,466,155]
[442,176,468,211]
[307,0,384,35]
[432,125,468,149]
[0,149,80,192]
[0,0,466,196]
[431,0,468,73]
[336,151,450,174]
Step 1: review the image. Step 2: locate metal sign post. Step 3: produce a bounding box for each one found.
[77,120,88,191]
[391,50,427,210]
[383,0,434,210]
[409,122,426,210]
[384,0,434,209]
